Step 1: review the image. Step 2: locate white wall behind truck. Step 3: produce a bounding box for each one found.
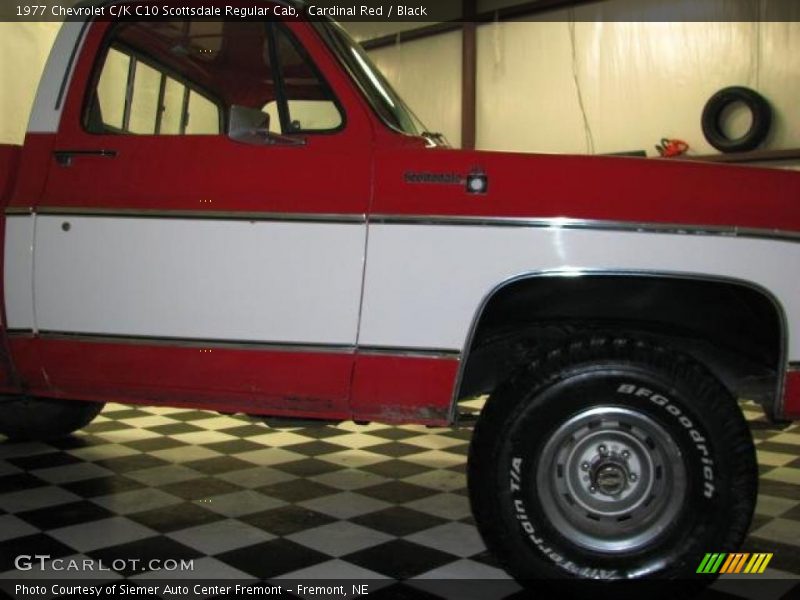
[475,18,800,157]
[363,0,799,165]
[0,22,60,145]
[368,30,464,149]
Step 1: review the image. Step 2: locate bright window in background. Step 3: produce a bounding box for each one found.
[128,61,161,134]
[86,20,341,136]
[95,47,129,130]
[269,24,343,132]
[186,91,220,135]
[159,76,184,135]
[89,44,220,135]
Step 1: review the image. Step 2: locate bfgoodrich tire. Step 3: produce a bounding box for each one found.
[0,396,105,441]
[468,335,757,596]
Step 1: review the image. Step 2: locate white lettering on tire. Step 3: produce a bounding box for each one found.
[509,457,619,579]
[617,383,716,498]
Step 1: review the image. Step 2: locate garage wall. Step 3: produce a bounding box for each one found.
[368,30,463,148]
[0,22,61,145]
[354,0,799,166]
[475,17,800,157]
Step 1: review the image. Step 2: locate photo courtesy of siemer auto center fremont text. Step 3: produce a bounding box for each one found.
[0,1,799,599]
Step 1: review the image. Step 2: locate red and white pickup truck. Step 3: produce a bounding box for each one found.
[1,0,798,589]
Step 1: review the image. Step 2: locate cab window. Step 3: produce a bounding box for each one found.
[86,20,343,136]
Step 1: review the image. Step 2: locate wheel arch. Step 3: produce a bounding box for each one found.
[451,269,788,422]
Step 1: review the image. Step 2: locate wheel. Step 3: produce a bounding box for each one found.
[468,335,757,596]
[701,86,772,153]
[0,396,105,441]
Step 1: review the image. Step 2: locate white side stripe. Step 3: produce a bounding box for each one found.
[359,224,800,358]
[9,216,366,345]
[3,216,36,330]
[6,217,799,362]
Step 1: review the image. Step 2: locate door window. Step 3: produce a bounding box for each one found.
[86,20,342,136]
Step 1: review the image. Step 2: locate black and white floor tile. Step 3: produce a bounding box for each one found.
[0,399,798,599]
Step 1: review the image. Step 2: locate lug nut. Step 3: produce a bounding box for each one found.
[581,462,590,471]
[630,473,638,482]
[621,450,630,459]
[589,486,597,494]
[598,445,607,456]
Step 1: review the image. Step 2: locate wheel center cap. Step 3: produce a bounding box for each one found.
[593,463,627,496]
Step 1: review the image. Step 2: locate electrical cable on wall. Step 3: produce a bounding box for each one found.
[568,12,595,154]
[492,10,502,69]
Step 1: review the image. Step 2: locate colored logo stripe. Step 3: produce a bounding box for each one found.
[725,553,749,574]
[746,553,773,574]
[697,553,773,574]
[719,553,736,573]
[697,553,725,574]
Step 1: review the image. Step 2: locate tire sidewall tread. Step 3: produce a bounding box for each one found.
[468,335,757,589]
[0,397,105,441]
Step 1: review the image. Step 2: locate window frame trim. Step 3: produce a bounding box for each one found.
[85,38,225,136]
[268,20,347,136]
[81,19,347,138]
[310,20,422,140]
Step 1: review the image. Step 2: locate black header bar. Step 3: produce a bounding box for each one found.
[0,0,796,23]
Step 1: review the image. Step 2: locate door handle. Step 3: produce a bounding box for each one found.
[53,149,118,167]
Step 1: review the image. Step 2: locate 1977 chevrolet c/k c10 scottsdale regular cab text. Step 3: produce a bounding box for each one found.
[0,0,798,592]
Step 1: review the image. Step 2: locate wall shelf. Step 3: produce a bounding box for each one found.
[685,148,800,164]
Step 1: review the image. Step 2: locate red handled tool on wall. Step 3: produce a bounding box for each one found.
[655,138,690,157]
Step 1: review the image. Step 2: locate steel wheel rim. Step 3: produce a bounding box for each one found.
[536,405,687,554]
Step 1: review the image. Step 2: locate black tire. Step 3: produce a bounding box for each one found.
[701,86,772,153]
[468,335,756,597]
[0,396,105,441]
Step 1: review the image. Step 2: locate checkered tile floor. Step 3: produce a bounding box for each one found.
[0,400,798,599]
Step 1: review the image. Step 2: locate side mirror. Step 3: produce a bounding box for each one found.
[227,105,271,144]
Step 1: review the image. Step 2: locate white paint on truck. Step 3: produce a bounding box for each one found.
[4,215,36,330]
[7,215,366,345]
[6,215,799,362]
[357,224,800,357]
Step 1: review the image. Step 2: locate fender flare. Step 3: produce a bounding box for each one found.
[450,269,788,420]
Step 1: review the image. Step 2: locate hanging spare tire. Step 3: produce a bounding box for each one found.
[701,86,772,153]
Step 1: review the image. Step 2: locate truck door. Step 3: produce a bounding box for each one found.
[30,16,371,418]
